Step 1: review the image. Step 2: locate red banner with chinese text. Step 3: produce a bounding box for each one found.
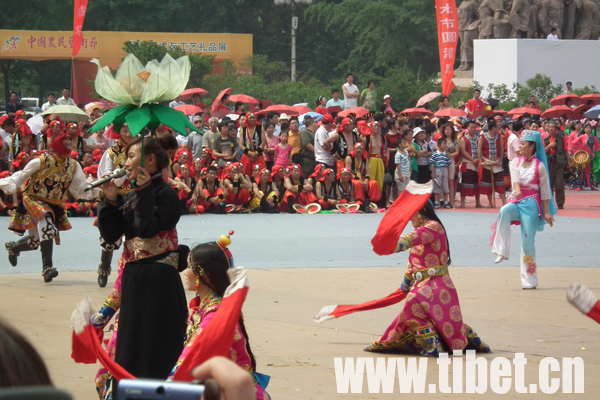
[436,0,458,96]
[72,0,89,57]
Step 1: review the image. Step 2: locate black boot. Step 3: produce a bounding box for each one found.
[287,196,296,213]
[97,249,113,288]
[5,236,39,267]
[40,240,58,283]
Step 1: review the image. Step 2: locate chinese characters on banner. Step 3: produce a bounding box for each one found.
[435,0,458,96]
[72,0,88,57]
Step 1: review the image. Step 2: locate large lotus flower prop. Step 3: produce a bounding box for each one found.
[88,54,201,137]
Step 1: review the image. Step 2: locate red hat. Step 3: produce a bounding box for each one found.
[52,133,72,158]
[339,167,352,176]
[337,118,352,132]
[309,164,323,179]
[270,165,283,179]
[0,171,10,179]
[322,114,335,123]
[174,148,190,163]
[176,164,191,179]
[319,168,333,181]
[16,120,33,136]
[67,122,82,137]
[83,164,99,178]
[0,115,9,126]
[71,151,79,160]
[15,110,25,120]
[202,147,214,157]
[11,152,28,169]
[92,148,103,162]
[201,167,208,173]
[255,168,271,184]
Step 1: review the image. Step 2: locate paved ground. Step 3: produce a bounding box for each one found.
[0,193,598,399]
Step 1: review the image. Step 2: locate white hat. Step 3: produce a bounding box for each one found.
[383,94,392,100]
[279,113,290,120]
[412,127,424,137]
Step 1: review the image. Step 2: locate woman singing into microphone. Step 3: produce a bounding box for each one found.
[92,136,188,398]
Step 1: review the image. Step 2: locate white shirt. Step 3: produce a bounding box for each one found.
[342,83,359,108]
[41,102,56,111]
[169,100,186,108]
[84,136,98,146]
[98,149,129,188]
[273,125,281,137]
[507,133,521,161]
[56,97,76,106]
[547,33,559,40]
[176,134,188,146]
[314,125,334,165]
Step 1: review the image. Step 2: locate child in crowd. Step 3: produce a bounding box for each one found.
[273,131,292,167]
[392,137,411,201]
[430,137,452,208]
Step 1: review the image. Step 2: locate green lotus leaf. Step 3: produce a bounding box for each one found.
[125,105,152,137]
[88,105,135,134]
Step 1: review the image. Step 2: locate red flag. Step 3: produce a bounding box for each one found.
[435,0,459,96]
[73,0,89,57]
[371,181,433,256]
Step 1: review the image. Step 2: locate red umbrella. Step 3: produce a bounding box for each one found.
[175,105,204,116]
[399,108,433,118]
[229,94,258,104]
[541,106,574,119]
[572,104,591,118]
[257,104,301,116]
[291,105,312,115]
[416,92,441,107]
[549,93,580,107]
[211,88,232,118]
[180,88,209,100]
[434,108,468,117]
[507,107,542,117]
[580,94,600,106]
[338,107,370,119]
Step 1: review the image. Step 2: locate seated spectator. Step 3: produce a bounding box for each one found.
[316,168,339,210]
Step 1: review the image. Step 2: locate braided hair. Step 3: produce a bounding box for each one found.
[189,243,257,372]
[418,201,452,266]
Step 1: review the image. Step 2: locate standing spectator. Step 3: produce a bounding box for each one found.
[314,114,336,169]
[213,121,237,167]
[5,92,23,114]
[56,87,76,106]
[544,121,570,209]
[187,115,204,160]
[565,81,573,94]
[393,136,411,198]
[266,112,281,136]
[287,117,302,164]
[300,117,318,177]
[202,117,219,149]
[360,80,377,112]
[41,93,56,112]
[273,131,292,167]
[547,27,559,40]
[507,121,523,161]
[382,95,394,114]
[478,120,507,207]
[89,107,103,122]
[528,95,541,110]
[441,123,461,207]
[326,89,346,111]
[81,122,99,152]
[466,89,485,115]
[413,127,432,183]
[168,96,186,108]
[438,95,451,110]
[315,96,327,115]
[459,120,482,208]
[262,122,279,169]
[430,138,452,208]
[342,74,359,109]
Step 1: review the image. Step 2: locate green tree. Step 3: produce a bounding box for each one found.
[123,41,214,89]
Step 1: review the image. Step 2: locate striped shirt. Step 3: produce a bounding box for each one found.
[429,151,451,168]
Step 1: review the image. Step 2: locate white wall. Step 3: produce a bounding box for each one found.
[474,39,600,94]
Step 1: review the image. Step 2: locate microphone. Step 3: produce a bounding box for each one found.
[85,168,127,192]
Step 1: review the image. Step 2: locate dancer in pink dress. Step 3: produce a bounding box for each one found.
[365,201,491,356]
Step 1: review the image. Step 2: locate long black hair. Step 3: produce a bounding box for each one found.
[189,243,257,372]
[418,201,452,266]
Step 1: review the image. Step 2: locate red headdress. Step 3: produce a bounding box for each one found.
[176,164,191,179]
[48,120,64,137]
[16,120,33,136]
[319,168,333,182]
[309,164,324,179]
[270,164,283,180]
[0,171,10,179]
[202,147,214,160]
[337,118,352,133]
[255,168,271,184]
[357,120,371,136]
[349,142,367,159]
[83,165,99,179]
[0,115,9,126]
[244,113,258,128]
[92,148,103,162]
[67,122,82,137]
[11,152,28,169]
[15,110,26,121]
[71,151,79,160]
[52,133,73,158]
[289,164,303,177]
